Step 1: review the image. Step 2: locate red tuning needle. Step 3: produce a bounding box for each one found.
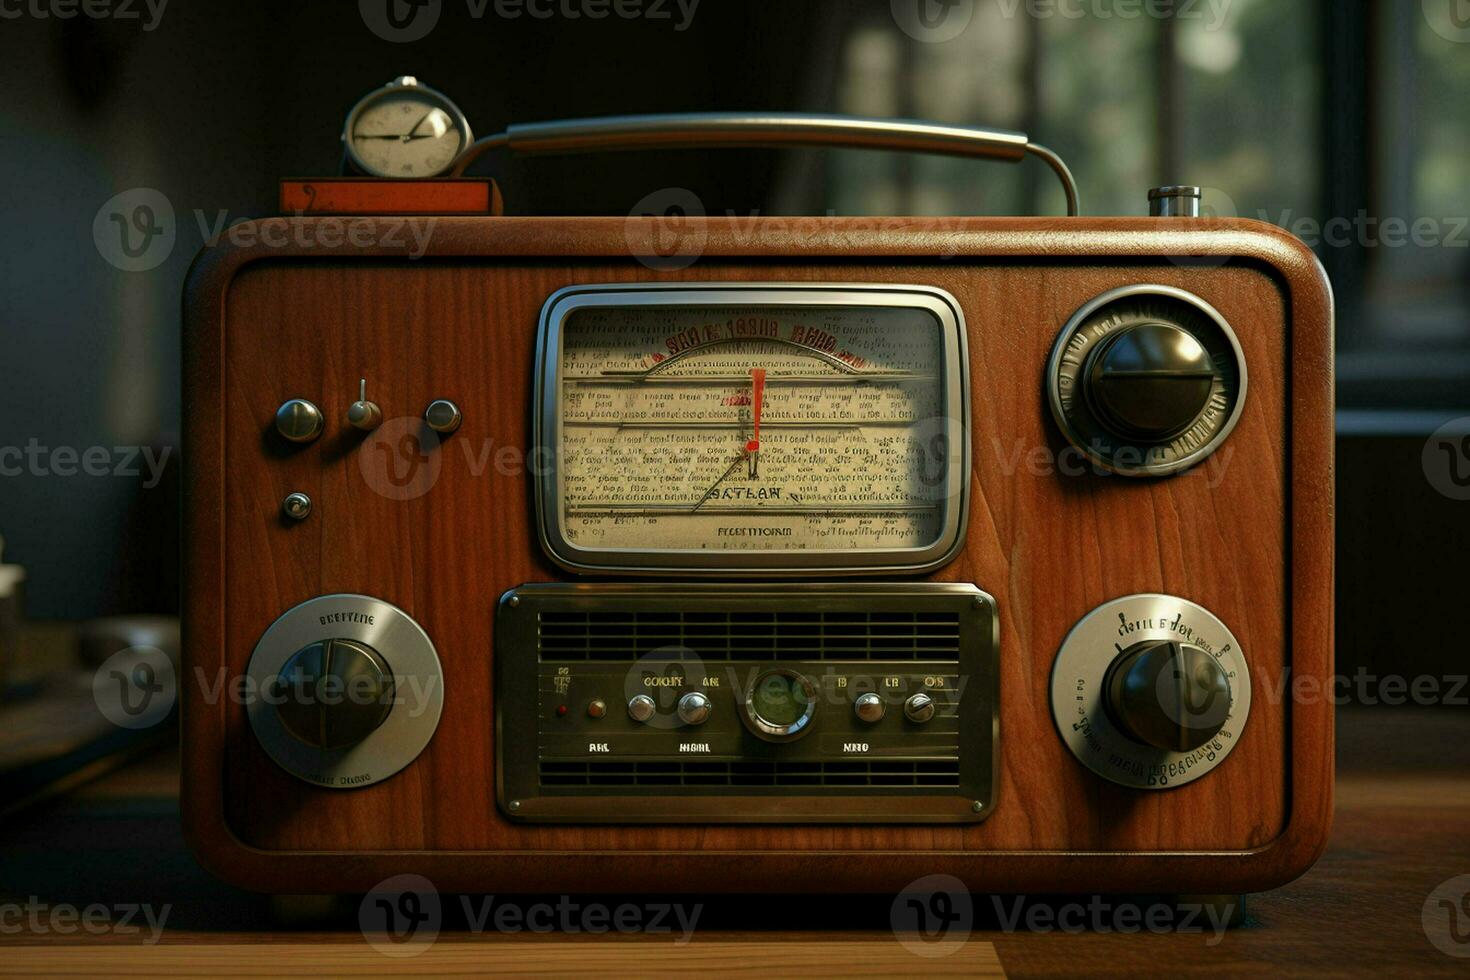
[746,368,766,453]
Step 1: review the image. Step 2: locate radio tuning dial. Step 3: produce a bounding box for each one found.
[274,398,324,444]
[1084,321,1215,441]
[1103,640,1231,752]
[272,639,395,750]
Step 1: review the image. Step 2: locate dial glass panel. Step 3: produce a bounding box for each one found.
[538,287,968,572]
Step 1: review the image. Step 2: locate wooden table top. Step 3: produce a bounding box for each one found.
[1,706,1466,977]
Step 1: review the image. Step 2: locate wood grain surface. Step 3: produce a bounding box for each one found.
[180,216,1333,895]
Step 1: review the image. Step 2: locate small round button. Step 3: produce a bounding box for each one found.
[854,692,885,723]
[586,698,607,719]
[424,399,462,434]
[676,691,712,726]
[275,399,324,443]
[282,492,312,521]
[903,692,936,723]
[627,694,656,723]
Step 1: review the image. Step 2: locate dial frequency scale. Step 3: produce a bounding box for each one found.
[181,109,1333,900]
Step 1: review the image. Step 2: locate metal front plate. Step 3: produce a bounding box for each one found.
[533,283,971,576]
[495,583,998,823]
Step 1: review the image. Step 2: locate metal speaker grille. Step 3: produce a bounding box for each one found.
[538,610,962,661]
[539,760,961,789]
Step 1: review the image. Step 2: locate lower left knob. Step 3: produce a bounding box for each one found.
[246,595,443,789]
[271,639,396,750]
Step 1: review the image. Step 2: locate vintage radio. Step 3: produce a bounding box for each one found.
[181,111,1333,899]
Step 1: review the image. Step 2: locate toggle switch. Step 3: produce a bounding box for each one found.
[347,378,382,431]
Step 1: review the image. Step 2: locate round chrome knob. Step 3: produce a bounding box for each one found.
[1083,321,1215,441]
[676,691,712,726]
[853,692,885,723]
[1103,640,1231,752]
[424,399,462,434]
[903,692,936,723]
[270,638,394,750]
[627,694,656,723]
[275,399,324,443]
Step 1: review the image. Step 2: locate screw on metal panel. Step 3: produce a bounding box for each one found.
[972,801,984,812]
[508,800,521,811]
[972,597,984,608]
[508,595,521,608]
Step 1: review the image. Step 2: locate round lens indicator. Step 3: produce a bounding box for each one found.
[742,668,818,741]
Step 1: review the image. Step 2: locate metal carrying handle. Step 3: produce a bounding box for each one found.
[449,111,1080,216]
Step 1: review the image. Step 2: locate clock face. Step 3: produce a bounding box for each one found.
[346,86,469,178]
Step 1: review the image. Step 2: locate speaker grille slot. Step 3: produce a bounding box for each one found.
[539,760,960,789]
[538,610,962,661]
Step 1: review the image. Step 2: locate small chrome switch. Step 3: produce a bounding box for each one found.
[282,492,312,520]
[347,379,382,431]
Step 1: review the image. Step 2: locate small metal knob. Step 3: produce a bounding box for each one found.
[627,694,656,723]
[275,399,324,443]
[282,492,312,520]
[347,379,382,431]
[854,692,885,723]
[676,691,712,726]
[586,699,607,719]
[424,399,462,435]
[1148,185,1202,217]
[903,692,936,724]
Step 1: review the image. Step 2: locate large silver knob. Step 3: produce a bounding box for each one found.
[271,638,394,750]
[274,399,324,443]
[676,691,712,726]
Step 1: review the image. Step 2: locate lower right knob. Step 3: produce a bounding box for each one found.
[1102,639,1231,752]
